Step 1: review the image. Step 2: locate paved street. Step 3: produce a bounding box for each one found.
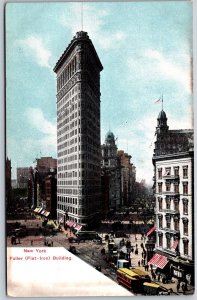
[7,217,194,295]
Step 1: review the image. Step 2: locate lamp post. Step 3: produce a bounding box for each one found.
[127,247,131,268]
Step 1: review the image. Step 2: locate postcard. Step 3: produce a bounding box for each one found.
[6,1,194,297]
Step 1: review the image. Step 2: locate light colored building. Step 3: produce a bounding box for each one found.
[151,109,194,285]
[101,131,121,214]
[54,31,103,228]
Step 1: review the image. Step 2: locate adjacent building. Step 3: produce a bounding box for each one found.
[117,150,136,207]
[101,131,121,216]
[151,109,194,284]
[17,167,30,189]
[54,31,103,228]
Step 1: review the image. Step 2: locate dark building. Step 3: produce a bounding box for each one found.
[54,31,103,228]
[151,109,194,284]
[45,175,57,219]
[117,150,136,207]
[6,157,12,209]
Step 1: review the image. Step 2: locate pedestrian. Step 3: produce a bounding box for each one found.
[182,283,185,294]
[176,281,180,293]
[142,252,144,258]
[141,259,144,266]
[138,260,140,267]
[146,264,149,271]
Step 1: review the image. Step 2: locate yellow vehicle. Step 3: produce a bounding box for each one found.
[116,268,146,293]
[143,282,170,295]
[131,268,151,281]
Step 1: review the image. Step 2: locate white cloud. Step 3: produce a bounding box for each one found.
[144,50,192,94]
[26,107,57,151]
[128,49,192,94]
[18,35,52,68]
[60,3,126,50]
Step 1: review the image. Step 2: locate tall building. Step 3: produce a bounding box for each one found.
[117,150,136,207]
[54,31,103,228]
[151,109,194,284]
[101,131,121,215]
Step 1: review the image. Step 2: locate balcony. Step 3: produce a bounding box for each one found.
[161,209,180,215]
[162,191,180,196]
[163,174,179,180]
[163,227,180,235]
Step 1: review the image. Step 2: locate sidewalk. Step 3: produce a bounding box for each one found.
[127,233,194,295]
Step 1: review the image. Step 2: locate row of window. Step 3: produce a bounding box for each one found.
[57,56,77,91]
[158,216,188,234]
[158,166,188,179]
[158,182,188,194]
[158,197,188,213]
[158,235,189,255]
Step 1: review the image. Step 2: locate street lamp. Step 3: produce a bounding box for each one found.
[127,247,132,267]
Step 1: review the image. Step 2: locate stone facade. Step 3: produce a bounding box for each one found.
[153,109,194,284]
[54,31,103,228]
[117,150,136,207]
[101,131,121,215]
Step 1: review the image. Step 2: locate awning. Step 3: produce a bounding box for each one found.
[146,226,156,237]
[66,220,74,227]
[41,210,46,215]
[34,208,39,212]
[171,240,179,250]
[75,224,82,231]
[37,208,43,213]
[148,254,169,269]
[44,211,50,217]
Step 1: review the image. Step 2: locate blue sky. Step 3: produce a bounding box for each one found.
[6,1,193,184]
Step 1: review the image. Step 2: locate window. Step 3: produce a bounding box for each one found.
[183,219,188,235]
[158,234,163,247]
[174,200,179,212]
[174,167,179,177]
[166,198,171,209]
[183,182,188,195]
[158,216,163,229]
[158,197,163,210]
[183,199,188,215]
[166,235,171,249]
[166,218,171,229]
[183,240,189,255]
[174,218,179,231]
[164,167,171,176]
[166,182,171,192]
[174,183,179,193]
[158,183,163,193]
[158,168,162,179]
[183,166,188,178]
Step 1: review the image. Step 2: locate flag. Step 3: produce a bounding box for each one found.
[154,98,161,104]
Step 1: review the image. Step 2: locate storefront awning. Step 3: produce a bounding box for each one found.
[148,254,169,269]
[75,224,82,231]
[44,211,50,217]
[146,226,156,237]
[37,208,43,213]
[34,207,39,212]
[41,210,46,215]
